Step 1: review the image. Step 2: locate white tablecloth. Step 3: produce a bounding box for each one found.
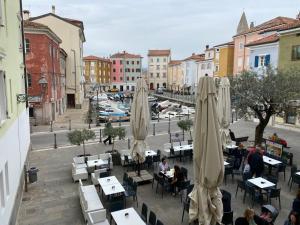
[98,176,119,187]
[263,156,282,166]
[111,207,146,225]
[173,144,193,152]
[248,177,275,189]
[87,159,106,168]
[101,183,125,196]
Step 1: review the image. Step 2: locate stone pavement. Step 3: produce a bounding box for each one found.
[17,120,300,225]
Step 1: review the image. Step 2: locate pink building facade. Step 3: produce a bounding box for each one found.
[233,14,298,75]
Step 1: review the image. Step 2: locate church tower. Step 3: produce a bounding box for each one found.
[236,12,249,34]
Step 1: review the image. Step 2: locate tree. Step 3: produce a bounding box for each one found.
[103,126,126,151]
[67,129,95,156]
[230,68,300,145]
[177,119,193,141]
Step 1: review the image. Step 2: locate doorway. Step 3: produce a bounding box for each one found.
[67,94,75,108]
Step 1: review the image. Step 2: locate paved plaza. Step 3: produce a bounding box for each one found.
[17,120,300,225]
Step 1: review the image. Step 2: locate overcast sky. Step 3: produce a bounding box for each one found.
[23,0,299,62]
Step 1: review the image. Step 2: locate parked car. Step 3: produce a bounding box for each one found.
[156,88,164,94]
[108,88,119,92]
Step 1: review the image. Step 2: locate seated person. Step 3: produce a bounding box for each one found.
[235,208,256,225]
[170,165,184,196]
[284,211,299,225]
[158,158,169,173]
[292,190,300,214]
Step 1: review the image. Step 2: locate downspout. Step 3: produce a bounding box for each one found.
[71,49,77,93]
[242,34,246,71]
[20,0,28,108]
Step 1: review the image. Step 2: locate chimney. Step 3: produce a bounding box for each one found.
[23,10,30,20]
[52,5,56,14]
[192,53,195,56]
[206,45,209,50]
[250,22,255,29]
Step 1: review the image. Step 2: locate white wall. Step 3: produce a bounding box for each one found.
[0,109,30,225]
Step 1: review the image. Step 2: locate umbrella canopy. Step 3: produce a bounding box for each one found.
[217,77,231,147]
[189,76,224,225]
[130,78,150,163]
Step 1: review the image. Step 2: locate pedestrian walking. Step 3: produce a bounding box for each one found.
[103,118,112,145]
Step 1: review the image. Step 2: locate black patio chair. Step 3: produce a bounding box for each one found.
[153,155,161,168]
[148,211,157,225]
[224,165,234,185]
[290,172,300,191]
[222,211,233,225]
[288,165,298,185]
[243,181,256,206]
[156,175,168,198]
[124,155,135,171]
[267,188,281,209]
[181,185,194,222]
[156,220,164,225]
[181,167,188,180]
[235,172,252,197]
[145,156,153,169]
[122,172,129,189]
[125,181,138,207]
[152,173,159,189]
[229,129,248,143]
[141,202,148,222]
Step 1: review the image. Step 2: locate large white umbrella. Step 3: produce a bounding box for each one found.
[130,77,150,164]
[217,77,231,147]
[189,76,224,225]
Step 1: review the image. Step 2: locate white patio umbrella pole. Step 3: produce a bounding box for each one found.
[189,76,224,225]
[130,77,150,176]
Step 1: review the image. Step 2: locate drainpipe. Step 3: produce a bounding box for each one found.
[242,34,246,71]
[71,49,77,94]
[20,0,28,108]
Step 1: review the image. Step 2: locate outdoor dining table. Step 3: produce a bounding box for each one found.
[101,182,125,196]
[98,176,119,187]
[111,207,146,225]
[160,170,174,179]
[247,177,275,189]
[145,150,157,157]
[296,172,300,176]
[224,161,229,166]
[87,159,106,168]
[263,155,282,174]
[173,144,193,152]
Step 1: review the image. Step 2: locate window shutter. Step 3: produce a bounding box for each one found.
[292,46,296,60]
[254,56,259,67]
[265,54,271,66]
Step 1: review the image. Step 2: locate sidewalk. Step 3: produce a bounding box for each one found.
[31,99,90,133]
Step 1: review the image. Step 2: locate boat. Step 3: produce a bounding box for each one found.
[148,96,158,102]
[98,107,130,122]
[92,93,108,101]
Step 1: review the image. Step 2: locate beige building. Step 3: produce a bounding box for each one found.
[147,49,171,90]
[167,60,183,92]
[29,6,86,108]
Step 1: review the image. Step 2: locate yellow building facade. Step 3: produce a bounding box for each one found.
[167,60,183,92]
[83,55,111,91]
[214,42,234,77]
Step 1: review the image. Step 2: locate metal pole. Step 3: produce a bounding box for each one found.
[158,112,160,122]
[119,117,121,127]
[50,121,53,132]
[99,129,102,143]
[54,133,57,149]
[183,130,185,141]
[232,111,234,123]
[69,119,71,130]
[169,132,171,143]
[153,123,155,136]
[88,120,91,129]
[24,165,28,192]
[128,138,130,149]
[187,110,190,119]
[168,114,171,134]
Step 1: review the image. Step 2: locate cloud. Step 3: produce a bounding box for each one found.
[23,0,299,63]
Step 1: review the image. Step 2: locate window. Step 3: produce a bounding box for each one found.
[120,68,122,72]
[127,77,129,81]
[113,68,116,72]
[132,77,135,81]
[163,58,167,62]
[150,58,153,63]
[156,73,160,78]
[215,65,219,72]
[292,45,300,61]
[201,64,205,69]
[254,54,270,67]
[207,63,211,69]
[131,61,134,65]
[150,73,153,78]
[163,73,166,78]
[137,61,140,65]
[131,68,134,72]
[27,74,32,87]
[113,60,116,64]
[120,77,123,81]
[131,86,135,91]
[120,60,123,64]
[0,171,4,207]
[239,42,244,49]
[113,76,116,81]
[127,61,129,65]
[156,58,159,62]
[163,65,166,70]
[136,68,140,72]
[156,65,160,70]
[25,39,30,53]
[0,71,7,123]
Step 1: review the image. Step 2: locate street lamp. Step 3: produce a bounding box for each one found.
[38,76,48,124]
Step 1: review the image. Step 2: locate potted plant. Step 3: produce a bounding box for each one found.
[177,119,193,141]
[103,126,126,165]
[67,129,95,161]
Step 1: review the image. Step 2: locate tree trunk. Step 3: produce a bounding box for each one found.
[254,117,270,145]
[82,140,86,157]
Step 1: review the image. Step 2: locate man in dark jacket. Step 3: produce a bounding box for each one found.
[248,148,264,177]
[103,119,112,145]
